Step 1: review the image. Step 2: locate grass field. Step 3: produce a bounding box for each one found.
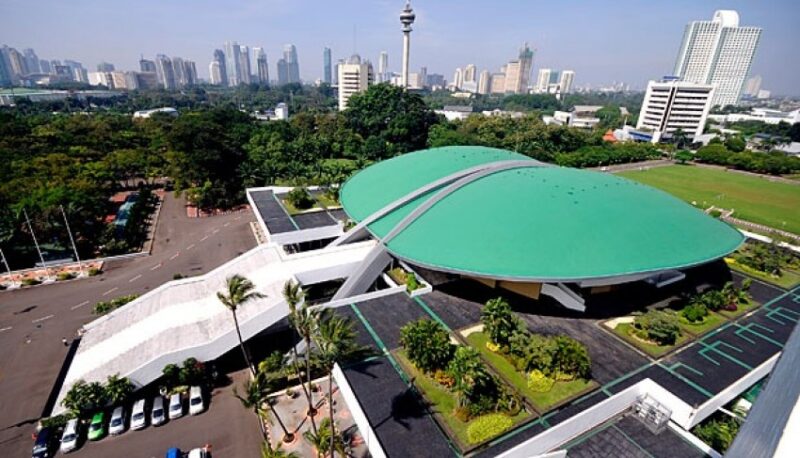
[618,165,800,235]
[611,322,691,358]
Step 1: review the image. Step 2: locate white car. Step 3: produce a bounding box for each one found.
[131,398,147,430]
[188,448,211,458]
[109,406,126,435]
[168,393,183,420]
[59,418,79,453]
[189,386,205,415]
[151,396,166,426]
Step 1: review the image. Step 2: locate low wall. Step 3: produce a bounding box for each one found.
[332,363,387,458]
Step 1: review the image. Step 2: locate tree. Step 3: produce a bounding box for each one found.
[287,187,315,210]
[481,297,522,349]
[400,319,455,373]
[634,310,681,345]
[262,442,299,458]
[675,150,694,164]
[61,380,109,415]
[447,346,494,409]
[234,369,293,446]
[217,274,266,376]
[162,363,180,388]
[282,280,317,431]
[725,136,746,153]
[303,417,345,458]
[672,128,689,149]
[105,374,135,405]
[550,336,591,379]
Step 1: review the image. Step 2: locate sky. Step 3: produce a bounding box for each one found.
[2,0,799,95]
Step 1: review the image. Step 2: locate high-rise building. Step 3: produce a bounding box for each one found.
[673,10,761,107]
[378,51,388,83]
[323,47,332,84]
[276,58,289,86]
[135,71,159,90]
[283,44,300,83]
[4,47,26,79]
[184,60,198,86]
[452,67,463,90]
[239,45,251,84]
[172,57,186,87]
[478,70,491,94]
[212,49,227,86]
[23,48,41,74]
[224,41,243,86]
[97,62,115,72]
[559,70,575,95]
[209,62,222,85]
[503,43,534,94]
[426,73,445,88]
[637,78,714,143]
[0,50,12,86]
[743,75,762,97]
[399,2,415,87]
[535,68,551,93]
[39,59,51,74]
[254,47,269,85]
[155,54,176,89]
[139,58,156,73]
[463,64,477,84]
[63,60,87,83]
[490,70,506,94]
[337,54,374,110]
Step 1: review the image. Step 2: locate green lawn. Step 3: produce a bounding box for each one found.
[314,192,341,209]
[466,332,596,412]
[618,165,800,235]
[280,198,321,216]
[611,322,691,358]
[677,312,727,337]
[718,298,761,319]
[393,350,526,450]
[726,259,800,289]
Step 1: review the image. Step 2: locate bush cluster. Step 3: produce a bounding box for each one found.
[161,357,207,390]
[509,332,592,381]
[695,143,800,175]
[692,415,741,453]
[527,369,555,393]
[681,303,709,323]
[92,294,139,315]
[466,413,514,445]
[633,310,681,346]
[287,186,315,210]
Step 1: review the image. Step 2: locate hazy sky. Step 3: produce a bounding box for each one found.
[2,0,799,94]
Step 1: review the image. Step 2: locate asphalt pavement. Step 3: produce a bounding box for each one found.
[0,194,258,457]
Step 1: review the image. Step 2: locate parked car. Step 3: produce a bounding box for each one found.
[87,412,106,441]
[188,447,211,458]
[31,427,57,458]
[109,406,126,435]
[151,395,167,426]
[168,393,183,419]
[165,447,182,458]
[189,386,205,415]
[131,398,147,430]
[59,419,80,453]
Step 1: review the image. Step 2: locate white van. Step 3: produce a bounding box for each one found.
[131,399,147,430]
[151,395,166,426]
[59,418,79,453]
[189,386,205,415]
[168,393,183,419]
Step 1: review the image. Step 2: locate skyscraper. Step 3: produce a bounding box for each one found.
[637,79,714,142]
[184,60,198,86]
[503,43,534,94]
[463,64,477,84]
[673,10,761,107]
[224,41,243,86]
[338,54,374,110]
[239,45,251,84]
[63,60,87,83]
[0,50,11,85]
[378,51,388,83]
[283,44,300,83]
[254,47,269,85]
[172,57,186,86]
[212,49,227,86]
[478,70,491,94]
[323,47,332,84]
[139,58,157,73]
[276,58,289,85]
[97,62,115,72]
[399,2,415,88]
[559,70,575,95]
[155,54,176,89]
[209,61,223,85]
[23,48,41,74]
[743,75,762,97]
[452,67,463,90]
[535,68,551,93]
[39,59,51,74]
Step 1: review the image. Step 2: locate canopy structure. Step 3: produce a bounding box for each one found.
[340,146,744,283]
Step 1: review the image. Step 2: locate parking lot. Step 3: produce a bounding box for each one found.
[53,369,261,457]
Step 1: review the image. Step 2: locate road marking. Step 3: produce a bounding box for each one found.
[212,229,220,234]
[129,274,142,283]
[234,216,242,220]
[186,244,195,250]
[32,315,54,323]
[169,253,180,260]
[70,301,90,310]
[102,287,119,297]
[0,326,12,332]
[223,222,230,227]
[150,263,162,271]
[199,235,209,242]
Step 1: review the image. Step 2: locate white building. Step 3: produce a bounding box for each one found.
[451,67,463,91]
[209,61,223,85]
[535,68,551,93]
[559,70,575,95]
[637,79,714,143]
[337,54,374,111]
[673,10,761,108]
[435,105,473,121]
[708,108,800,125]
[133,107,179,119]
[478,70,491,95]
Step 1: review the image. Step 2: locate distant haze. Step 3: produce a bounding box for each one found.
[1,0,798,95]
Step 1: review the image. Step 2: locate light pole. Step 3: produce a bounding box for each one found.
[23,208,53,282]
[400,1,415,88]
[0,248,17,289]
[61,205,84,277]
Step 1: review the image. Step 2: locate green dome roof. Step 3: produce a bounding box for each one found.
[340,146,744,282]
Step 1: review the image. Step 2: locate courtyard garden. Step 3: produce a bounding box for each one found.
[726,240,800,289]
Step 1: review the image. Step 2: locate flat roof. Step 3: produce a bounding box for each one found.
[340,146,744,281]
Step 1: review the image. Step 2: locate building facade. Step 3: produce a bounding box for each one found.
[637,79,714,143]
[673,10,761,108]
[323,47,332,84]
[337,54,373,111]
[254,47,269,85]
[224,41,243,86]
[283,44,300,84]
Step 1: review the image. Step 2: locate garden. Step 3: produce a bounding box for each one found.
[726,240,800,289]
[465,298,596,412]
[387,266,423,293]
[608,281,756,358]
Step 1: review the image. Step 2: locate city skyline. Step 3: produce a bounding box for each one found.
[1,0,798,95]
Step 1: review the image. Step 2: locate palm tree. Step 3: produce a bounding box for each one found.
[261,442,299,458]
[234,370,294,446]
[283,280,318,426]
[217,274,265,376]
[314,311,356,456]
[303,417,345,458]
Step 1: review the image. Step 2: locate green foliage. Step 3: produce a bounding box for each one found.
[734,240,793,276]
[178,357,206,386]
[40,412,76,429]
[405,272,420,291]
[692,415,741,453]
[481,297,523,349]
[92,294,139,315]
[447,346,496,410]
[633,310,681,345]
[681,302,709,323]
[675,150,694,164]
[286,187,314,210]
[400,319,454,373]
[526,369,555,393]
[162,363,180,387]
[509,331,591,380]
[56,272,76,281]
[21,278,41,286]
[105,373,135,405]
[259,350,285,374]
[61,380,110,414]
[725,136,746,152]
[695,143,800,175]
[550,335,592,379]
[466,413,513,445]
[554,142,661,168]
[87,267,101,276]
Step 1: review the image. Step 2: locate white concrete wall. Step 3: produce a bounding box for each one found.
[332,363,387,458]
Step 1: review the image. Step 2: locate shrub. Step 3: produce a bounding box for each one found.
[527,370,555,393]
[551,335,592,379]
[173,273,185,280]
[259,350,285,374]
[692,416,741,453]
[87,267,101,276]
[287,187,315,210]
[466,414,514,444]
[405,272,420,291]
[92,294,138,315]
[634,310,681,346]
[698,289,727,312]
[481,297,523,349]
[681,302,709,323]
[400,319,454,373]
[433,369,455,388]
[21,278,41,286]
[40,412,75,429]
[57,272,75,281]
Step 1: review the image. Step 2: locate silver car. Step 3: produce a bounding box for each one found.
[109,406,126,435]
[151,395,167,426]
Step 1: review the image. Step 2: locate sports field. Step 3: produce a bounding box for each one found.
[618,165,800,235]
